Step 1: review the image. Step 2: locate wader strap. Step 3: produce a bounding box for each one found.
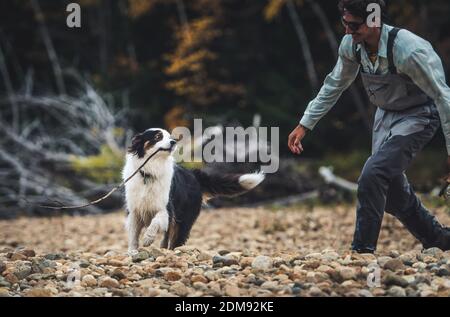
[387,27,401,74]
[353,42,361,65]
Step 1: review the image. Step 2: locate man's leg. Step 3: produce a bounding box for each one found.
[352,119,440,253]
[386,174,450,250]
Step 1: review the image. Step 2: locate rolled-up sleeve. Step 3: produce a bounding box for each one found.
[398,47,450,155]
[299,35,360,130]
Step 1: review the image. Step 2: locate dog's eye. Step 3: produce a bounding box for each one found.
[155,133,163,141]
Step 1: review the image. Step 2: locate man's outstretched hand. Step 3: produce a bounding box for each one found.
[288,124,308,155]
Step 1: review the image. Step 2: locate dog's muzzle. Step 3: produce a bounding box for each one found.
[162,139,177,152]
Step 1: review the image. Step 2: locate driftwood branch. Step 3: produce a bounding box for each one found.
[319,166,358,192]
[0,69,128,217]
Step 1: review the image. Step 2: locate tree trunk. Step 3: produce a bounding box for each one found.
[30,0,66,95]
[0,43,19,132]
[286,0,319,94]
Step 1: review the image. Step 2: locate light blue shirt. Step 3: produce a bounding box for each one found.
[299,24,450,155]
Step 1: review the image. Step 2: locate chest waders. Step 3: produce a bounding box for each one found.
[350,28,450,253]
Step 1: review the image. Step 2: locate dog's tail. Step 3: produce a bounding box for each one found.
[192,170,265,200]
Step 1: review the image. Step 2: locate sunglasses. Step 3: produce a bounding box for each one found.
[341,17,365,32]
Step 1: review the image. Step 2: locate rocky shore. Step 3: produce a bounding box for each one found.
[0,206,449,297]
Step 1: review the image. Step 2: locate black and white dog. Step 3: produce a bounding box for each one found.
[123,128,265,253]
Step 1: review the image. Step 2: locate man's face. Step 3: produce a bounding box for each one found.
[342,12,371,44]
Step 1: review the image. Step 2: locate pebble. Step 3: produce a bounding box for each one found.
[81,274,97,287]
[224,284,240,297]
[191,275,208,284]
[251,256,273,271]
[25,288,53,297]
[212,255,238,267]
[170,281,189,296]
[338,267,356,281]
[383,274,408,287]
[377,256,393,268]
[383,259,405,271]
[99,277,120,288]
[131,250,150,263]
[387,286,406,297]
[1,207,449,297]
[164,271,182,282]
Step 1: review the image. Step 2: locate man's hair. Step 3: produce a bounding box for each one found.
[338,0,388,22]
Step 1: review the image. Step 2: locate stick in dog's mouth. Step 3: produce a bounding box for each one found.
[161,134,183,152]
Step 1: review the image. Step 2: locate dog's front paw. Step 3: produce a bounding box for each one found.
[142,234,155,247]
[127,249,139,257]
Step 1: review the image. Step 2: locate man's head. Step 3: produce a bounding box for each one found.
[338,0,386,43]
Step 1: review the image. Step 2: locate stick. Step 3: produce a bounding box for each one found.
[319,166,358,192]
[38,148,163,210]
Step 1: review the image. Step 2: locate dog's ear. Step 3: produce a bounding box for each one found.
[131,133,143,144]
[128,133,145,157]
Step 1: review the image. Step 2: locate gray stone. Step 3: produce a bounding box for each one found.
[338,267,356,281]
[436,268,450,277]
[321,251,340,262]
[32,258,56,273]
[377,256,393,268]
[412,275,431,286]
[422,248,443,258]
[212,255,238,267]
[398,253,416,266]
[383,274,408,287]
[387,286,406,297]
[358,290,373,297]
[44,253,64,260]
[197,251,212,262]
[14,263,32,280]
[0,277,11,288]
[132,250,150,263]
[251,256,273,271]
[308,286,325,297]
[261,281,278,291]
[148,246,165,258]
[389,250,400,258]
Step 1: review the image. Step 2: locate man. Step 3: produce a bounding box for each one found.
[288,0,450,253]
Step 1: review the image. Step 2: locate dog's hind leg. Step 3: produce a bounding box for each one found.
[168,222,180,250]
[169,222,192,249]
[160,224,171,249]
[127,211,144,254]
[143,210,169,247]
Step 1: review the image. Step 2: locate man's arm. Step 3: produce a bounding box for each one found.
[299,35,361,131]
[289,35,360,154]
[397,43,450,180]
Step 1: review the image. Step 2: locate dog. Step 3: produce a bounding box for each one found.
[123,128,265,253]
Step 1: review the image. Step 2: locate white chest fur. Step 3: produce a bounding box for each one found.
[123,154,174,222]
